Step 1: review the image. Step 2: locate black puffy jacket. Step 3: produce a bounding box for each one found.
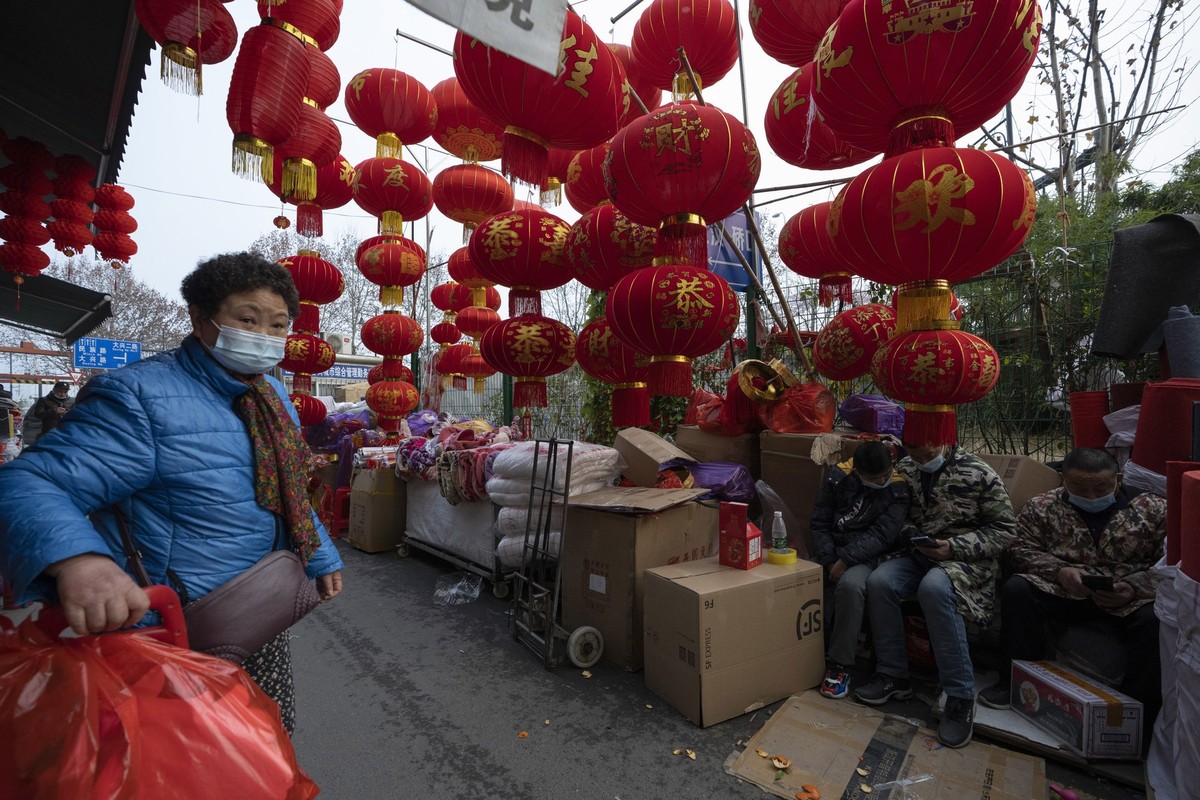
[810,462,910,568]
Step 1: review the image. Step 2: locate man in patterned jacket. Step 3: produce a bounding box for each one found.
[855,442,1017,749]
[977,448,1165,735]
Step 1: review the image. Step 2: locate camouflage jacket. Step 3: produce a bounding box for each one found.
[897,447,1017,625]
[811,461,911,568]
[1009,487,1166,617]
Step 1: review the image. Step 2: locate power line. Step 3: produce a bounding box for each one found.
[116,181,377,219]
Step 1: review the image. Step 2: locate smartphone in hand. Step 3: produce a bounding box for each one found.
[1081,574,1115,592]
[910,535,936,547]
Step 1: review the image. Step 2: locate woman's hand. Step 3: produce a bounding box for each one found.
[316,570,343,602]
[45,554,150,635]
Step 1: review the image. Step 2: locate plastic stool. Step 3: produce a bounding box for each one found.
[331,486,352,538]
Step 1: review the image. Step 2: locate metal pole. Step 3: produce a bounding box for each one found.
[393,28,453,57]
[609,0,650,24]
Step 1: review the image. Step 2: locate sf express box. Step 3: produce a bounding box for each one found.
[1011,659,1143,759]
[348,467,407,553]
[643,558,824,727]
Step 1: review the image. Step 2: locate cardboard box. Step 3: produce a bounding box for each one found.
[718,502,760,570]
[348,468,407,553]
[334,381,370,403]
[561,487,717,670]
[673,425,761,479]
[613,427,697,487]
[758,432,825,557]
[1011,659,1143,759]
[728,691,1047,799]
[979,453,1061,513]
[642,558,824,727]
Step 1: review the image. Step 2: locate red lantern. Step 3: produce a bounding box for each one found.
[447,246,495,307]
[437,341,474,390]
[605,262,740,396]
[362,312,423,357]
[459,350,497,394]
[433,164,515,242]
[366,380,419,432]
[356,233,424,269]
[564,142,611,214]
[872,327,1000,446]
[430,321,463,352]
[357,238,426,307]
[575,317,651,427]
[353,157,433,235]
[430,77,504,163]
[828,147,1036,287]
[272,102,341,202]
[134,0,237,95]
[455,306,500,343]
[430,282,472,318]
[812,303,897,380]
[92,184,138,268]
[290,393,328,426]
[605,102,760,267]
[540,147,577,208]
[631,0,739,93]
[814,0,1043,154]
[225,22,309,182]
[303,46,340,110]
[765,63,876,171]
[257,0,340,50]
[480,314,577,408]
[344,68,436,158]
[468,208,571,316]
[278,250,343,333]
[608,43,663,124]
[453,10,625,187]
[747,0,847,67]
[369,360,414,384]
[282,332,336,392]
[0,138,52,288]
[266,153,354,237]
[778,201,854,307]
[564,204,657,292]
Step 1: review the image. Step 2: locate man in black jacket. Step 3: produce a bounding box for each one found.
[32,382,74,439]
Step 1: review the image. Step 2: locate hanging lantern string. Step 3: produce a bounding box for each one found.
[676,46,817,381]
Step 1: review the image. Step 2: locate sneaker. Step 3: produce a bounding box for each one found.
[819,666,851,699]
[977,682,1012,710]
[853,673,912,706]
[938,696,975,748]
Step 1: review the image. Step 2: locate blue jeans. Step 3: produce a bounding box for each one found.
[866,554,976,700]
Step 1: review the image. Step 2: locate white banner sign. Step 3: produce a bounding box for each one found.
[405,0,568,76]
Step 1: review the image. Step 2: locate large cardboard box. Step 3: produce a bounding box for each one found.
[1011,659,1143,759]
[348,468,407,553]
[334,381,370,403]
[613,428,696,486]
[642,558,824,727]
[758,432,826,556]
[979,453,1061,513]
[673,425,761,479]
[728,691,1047,799]
[561,487,716,670]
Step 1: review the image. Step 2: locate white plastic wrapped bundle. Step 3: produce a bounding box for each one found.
[486,441,621,506]
[495,504,565,538]
[497,531,562,569]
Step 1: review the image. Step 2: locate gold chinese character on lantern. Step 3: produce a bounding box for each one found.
[894,165,976,234]
[907,351,947,386]
[565,42,598,98]
[512,323,551,364]
[771,75,805,120]
[669,276,715,315]
[483,216,521,260]
[383,165,409,188]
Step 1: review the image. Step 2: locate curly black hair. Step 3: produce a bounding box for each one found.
[180,252,300,319]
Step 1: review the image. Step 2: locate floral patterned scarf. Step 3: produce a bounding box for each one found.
[235,376,321,564]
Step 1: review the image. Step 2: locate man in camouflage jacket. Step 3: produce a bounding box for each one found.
[977,448,1164,734]
[855,443,1016,749]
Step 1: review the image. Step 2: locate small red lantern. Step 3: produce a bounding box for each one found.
[765,63,875,171]
[480,314,577,408]
[564,142,611,214]
[575,317,651,427]
[353,156,434,235]
[278,250,343,333]
[812,303,897,380]
[433,164,515,242]
[47,155,95,256]
[605,262,740,397]
[344,68,436,158]
[290,393,328,427]
[631,0,739,94]
[273,214,291,229]
[447,246,495,307]
[459,350,497,394]
[455,306,501,343]
[605,102,760,267]
[357,238,426,307]
[430,321,463,352]
[608,43,663,124]
[282,332,336,393]
[135,0,238,95]
[0,138,52,288]
[256,0,340,51]
[430,77,504,163]
[564,204,657,292]
[778,201,854,307]
[92,184,138,268]
[366,380,420,432]
[872,326,1001,446]
[468,208,571,316]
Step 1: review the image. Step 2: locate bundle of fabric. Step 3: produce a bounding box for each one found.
[436,443,519,504]
[485,441,621,506]
[396,436,440,480]
[495,505,566,569]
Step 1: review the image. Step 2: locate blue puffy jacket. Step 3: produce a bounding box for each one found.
[0,335,344,605]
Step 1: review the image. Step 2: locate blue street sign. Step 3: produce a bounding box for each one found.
[73,337,142,370]
[707,209,761,292]
[283,364,371,381]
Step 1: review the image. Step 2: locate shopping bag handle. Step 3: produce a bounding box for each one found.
[34,584,189,649]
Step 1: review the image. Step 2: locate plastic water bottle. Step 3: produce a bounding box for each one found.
[770,511,788,552]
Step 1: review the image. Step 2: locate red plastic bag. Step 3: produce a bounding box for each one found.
[0,590,318,800]
[757,383,836,433]
[717,373,762,436]
[684,387,724,431]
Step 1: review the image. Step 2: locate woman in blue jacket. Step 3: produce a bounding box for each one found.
[0,252,344,733]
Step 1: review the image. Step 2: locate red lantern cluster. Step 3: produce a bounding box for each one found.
[812,303,897,380]
[576,317,651,427]
[266,153,355,237]
[480,315,577,408]
[0,137,53,289]
[779,201,853,307]
[47,155,96,256]
[564,204,657,292]
[134,0,238,95]
[92,184,138,269]
[430,77,504,164]
[468,208,571,317]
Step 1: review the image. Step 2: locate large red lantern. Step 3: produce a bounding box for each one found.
[431,77,504,164]
[468,208,571,317]
[812,303,897,380]
[814,0,1043,155]
[576,317,651,427]
[353,157,433,235]
[605,262,740,396]
[344,68,436,158]
[366,381,420,433]
[256,0,340,51]
[47,154,96,256]
[357,238,425,307]
[278,250,343,333]
[303,46,341,110]
[134,0,238,95]
[564,142,611,214]
[605,102,760,267]
[480,314,577,408]
[447,246,495,307]
[872,326,1000,446]
[453,10,625,187]
[267,153,355,237]
[778,201,853,307]
[225,21,309,182]
[458,350,497,394]
[282,332,336,391]
[564,204,657,292]
[361,313,423,358]
[747,0,847,68]
[290,393,328,427]
[433,164,515,242]
[608,43,663,124]
[455,306,501,343]
[631,0,739,93]
[92,184,138,269]
[765,63,875,171]
[272,102,341,202]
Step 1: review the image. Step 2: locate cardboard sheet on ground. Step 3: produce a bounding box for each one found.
[725,691,1046,800]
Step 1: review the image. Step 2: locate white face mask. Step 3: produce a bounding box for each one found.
[916,451,946,474]
[207,321,286,375]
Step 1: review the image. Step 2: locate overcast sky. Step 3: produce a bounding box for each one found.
[116,0,1199,301]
